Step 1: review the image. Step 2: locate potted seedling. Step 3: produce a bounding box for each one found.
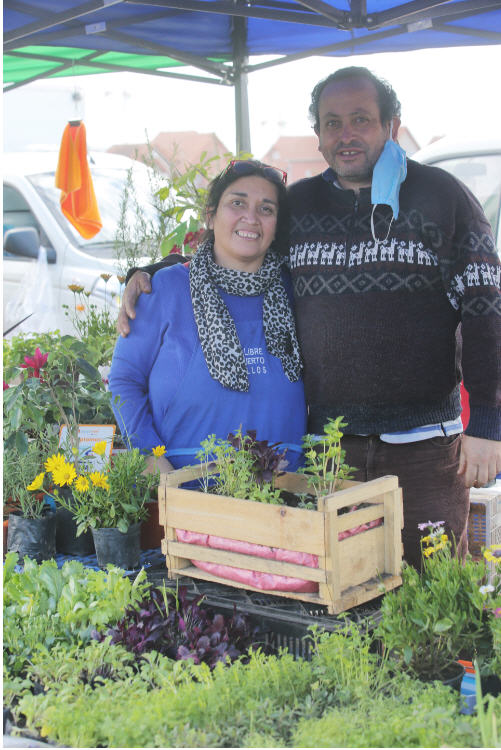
[375,522,500,689]
[4,430,59,563]
[27,443,162,569]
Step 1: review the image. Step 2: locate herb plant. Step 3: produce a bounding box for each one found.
[299,416,356,500]
[3,428,58,518]
[196,428,288,505]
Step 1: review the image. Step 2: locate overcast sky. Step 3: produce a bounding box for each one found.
[4,44,501,157]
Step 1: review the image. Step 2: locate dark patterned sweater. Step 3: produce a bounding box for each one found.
[287,159,501,439]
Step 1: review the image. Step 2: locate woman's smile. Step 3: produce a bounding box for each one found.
[210,175,279,272]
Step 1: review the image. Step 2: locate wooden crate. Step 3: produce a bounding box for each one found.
[158,467,403,615]
[468,486,501,581]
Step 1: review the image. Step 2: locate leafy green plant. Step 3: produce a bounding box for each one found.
[196,428,287,504]
[292,674,479,748]
[376,522,498,681]
[474,659,500,748]
[62,278,119,367]
[3,335,112,459]
[156,149,235,255]
[3,427,59,518]
[3,552,149,678]
[298,417,356,500]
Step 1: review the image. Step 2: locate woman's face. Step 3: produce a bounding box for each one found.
[209,175,279,272]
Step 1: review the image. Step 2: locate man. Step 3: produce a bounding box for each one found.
[118,67,501,568]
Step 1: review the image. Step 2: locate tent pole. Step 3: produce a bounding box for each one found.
[232,16,251,155]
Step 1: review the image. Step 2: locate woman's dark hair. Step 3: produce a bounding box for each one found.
[308,66,401,131]
[203,159,290,256]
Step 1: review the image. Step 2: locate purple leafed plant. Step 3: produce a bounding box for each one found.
[227,429,289,485]
[93,586,268,668]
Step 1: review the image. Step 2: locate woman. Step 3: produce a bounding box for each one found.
[109,160,306,475]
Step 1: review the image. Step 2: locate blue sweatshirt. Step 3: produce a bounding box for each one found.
[109,263,307,470]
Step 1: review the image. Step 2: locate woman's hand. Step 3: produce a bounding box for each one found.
[144,454,175,477]
[117,271,152,337]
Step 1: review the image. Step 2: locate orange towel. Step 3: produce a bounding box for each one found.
[55,122,102,239]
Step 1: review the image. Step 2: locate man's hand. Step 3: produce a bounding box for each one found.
[117,270,152,337]
[458,435,501,488]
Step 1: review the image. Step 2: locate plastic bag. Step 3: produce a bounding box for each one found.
[5,246,61,334]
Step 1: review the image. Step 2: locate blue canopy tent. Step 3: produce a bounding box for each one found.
[4,1,501,152]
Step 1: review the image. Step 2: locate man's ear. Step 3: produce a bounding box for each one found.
[391,116,401,141]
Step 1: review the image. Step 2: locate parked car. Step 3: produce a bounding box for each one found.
[3,151,163,336]
[413,136,501,251]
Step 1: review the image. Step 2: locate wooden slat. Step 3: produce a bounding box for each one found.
[383,487,404,575]
[323,475,399,511]
[157,483,167,525]
[338,526,386,589]
[164,489,325,554]
[168,565,332,608]
[274,471,310,493]
[334,503,384,533]
[332,573,402,613]
[325,497,341,604]
[164,464,205,486]
[166,541,326,582]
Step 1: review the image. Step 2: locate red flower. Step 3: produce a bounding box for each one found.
[3,381,9,391]
[20,347,48,378]
[186,228,204,250]
[170,245,182,255]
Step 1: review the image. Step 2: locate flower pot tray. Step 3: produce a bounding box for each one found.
[158,468,403,615]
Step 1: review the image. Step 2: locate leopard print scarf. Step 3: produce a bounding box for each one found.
[189,239,302,392]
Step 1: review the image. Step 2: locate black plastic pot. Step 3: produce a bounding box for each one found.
[56,506,95,556]
[7,511,56,563]
[424,661,465,692]
[91,522,141,569]
[481,673,501,697]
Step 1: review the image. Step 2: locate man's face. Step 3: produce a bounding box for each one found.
[316,77,395,191]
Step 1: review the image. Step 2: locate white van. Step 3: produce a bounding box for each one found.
[3,151,161,336]
[413,136,501,251]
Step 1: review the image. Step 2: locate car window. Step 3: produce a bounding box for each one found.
[429,153,501,241]
[27,166,164,258]
[3,184,51,257]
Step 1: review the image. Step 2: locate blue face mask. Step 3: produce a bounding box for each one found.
[371,124,407,242]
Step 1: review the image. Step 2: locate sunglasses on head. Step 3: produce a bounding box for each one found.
[222,159,288,186]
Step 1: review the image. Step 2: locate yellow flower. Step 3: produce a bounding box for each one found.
[117,275,126,284]
[27,472,45,491]
[52,462,76,487]
[45,453,66,474]
[75,476,90,492]
[440,534,448,542]
[89,471,110,490]
[152,445,166,458]
[484,544,501,564]
[68,284,84,293]
[423,546,434,557]
[76,304,85,312]
[421,535,432,544]
[92,440,108,456]
[100,273,112,282]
